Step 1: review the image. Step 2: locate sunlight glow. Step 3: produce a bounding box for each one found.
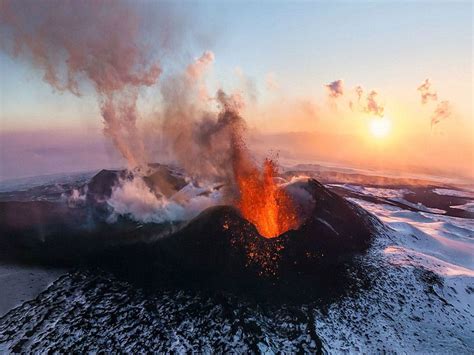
[370,116,392,138]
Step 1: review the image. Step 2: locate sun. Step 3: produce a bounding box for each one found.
[369,116,392,138]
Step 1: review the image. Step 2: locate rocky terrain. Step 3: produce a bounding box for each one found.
[0,165,472,352]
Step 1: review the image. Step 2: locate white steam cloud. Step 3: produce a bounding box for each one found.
[107,176,222,224]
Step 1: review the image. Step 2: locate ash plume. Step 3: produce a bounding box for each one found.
[158,51,249,189]
[106,48,252,224]
[0,0,183,168]
[417,79,438,104]
[326,80,344,98]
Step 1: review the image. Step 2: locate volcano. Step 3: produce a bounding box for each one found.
[0,165,381,294]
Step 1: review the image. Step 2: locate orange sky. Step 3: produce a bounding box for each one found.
[0,1,472,181]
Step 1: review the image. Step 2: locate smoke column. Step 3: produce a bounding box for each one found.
[1,1,300,233]
[158,51,249,187]
[0,0,174,167]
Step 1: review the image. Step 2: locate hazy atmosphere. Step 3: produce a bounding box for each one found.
[1,1,472,181]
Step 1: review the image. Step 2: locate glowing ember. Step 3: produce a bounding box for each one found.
[234,158,300,238]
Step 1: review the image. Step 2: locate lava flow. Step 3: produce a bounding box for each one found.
[234,158,300,238]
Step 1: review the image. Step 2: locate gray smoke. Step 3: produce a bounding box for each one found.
[0,0,186,167]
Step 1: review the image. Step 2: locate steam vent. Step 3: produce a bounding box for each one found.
[0,164,381,296]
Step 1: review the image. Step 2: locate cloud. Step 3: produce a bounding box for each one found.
[349,86,384,117]
[365,90,384,117]
[416,79,452,126]
[325,79,344,98]
[0,0,186,168]
[417,79,438,104]
[431,100,451,127]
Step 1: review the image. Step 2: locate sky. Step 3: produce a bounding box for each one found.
[0,0,472,181]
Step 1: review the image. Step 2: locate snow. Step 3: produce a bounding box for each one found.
[451,202,474,213]
[349,197,473,270]
[328,184,408,199]
[314,196,474,352]
[0,263,66,317]
[433,188,474,199]
[0,172,473,352]
[389,197,446,214]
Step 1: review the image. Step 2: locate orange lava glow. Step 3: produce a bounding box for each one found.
[234,158,300,238]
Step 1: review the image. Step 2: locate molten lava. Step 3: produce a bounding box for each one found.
[234,158,300,238]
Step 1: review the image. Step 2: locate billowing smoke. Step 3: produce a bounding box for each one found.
[158,51,248,188]
[186,51,215,80]
[0,0,255,222]
[0,0,301,227]
[326,79,344,98]
[431,100,451,127]
[186,50,215,101]
[108,84,259,224]
[107,175,222,224]
[417,79,438,104]
[0,0,180,167]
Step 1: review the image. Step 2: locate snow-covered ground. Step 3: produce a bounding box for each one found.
[0,264,65,317]
[313,189,473,352]
[0,173,472,352]
[434,188,474,199]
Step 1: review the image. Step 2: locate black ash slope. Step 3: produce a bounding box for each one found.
[0,167,381,299]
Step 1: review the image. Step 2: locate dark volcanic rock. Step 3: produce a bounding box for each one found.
[91,179,381,298]
[86,169,122,202]
[143,165,188,198]
[128,180,381,292]
[85,165,187,202]
[0,200,178,266]
[0,175,381,296]
[154,179,378,276]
